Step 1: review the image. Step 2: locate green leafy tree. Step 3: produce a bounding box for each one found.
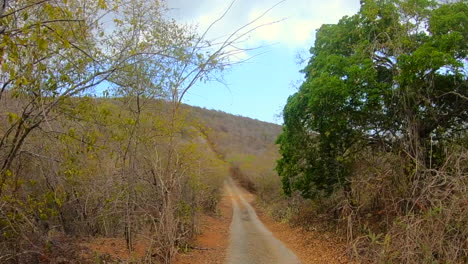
[277,0,467,198]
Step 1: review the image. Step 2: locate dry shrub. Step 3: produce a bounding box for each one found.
[254,170,283,202]
[227,146,282,197]
[229,165,257,193]
[350,147,468,263]
[260,142,467,264]
[0,98,231,263]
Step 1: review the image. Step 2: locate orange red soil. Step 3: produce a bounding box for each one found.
[174,181,353,264]
[173,185,233,264]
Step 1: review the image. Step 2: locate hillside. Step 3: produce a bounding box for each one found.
[2,0,465,263]
[187,105,282,156]
[0,94,282,263]
[186,105,282,192]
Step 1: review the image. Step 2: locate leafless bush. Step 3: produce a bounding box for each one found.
[0,95,232,263]
[349,146,468,263]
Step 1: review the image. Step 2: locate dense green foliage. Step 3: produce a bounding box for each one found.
[275,1,468,262]
[277,0,467,198]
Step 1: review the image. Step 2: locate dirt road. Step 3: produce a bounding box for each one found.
[224,178,301,264]
[174,178,351,264]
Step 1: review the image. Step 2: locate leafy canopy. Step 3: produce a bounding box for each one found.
[276,0,467,198]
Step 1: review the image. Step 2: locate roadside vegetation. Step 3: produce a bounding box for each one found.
[0,0,266,262]
[275,0,467,263]
[1,0,466,263]
[198,1,467,264]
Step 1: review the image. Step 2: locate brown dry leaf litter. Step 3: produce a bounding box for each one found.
[78,183,354,264]
[173,183,355,264]
[80,236,151,262]
[254,206,354,264]
[237,186,354,264]
[173,186,233,264]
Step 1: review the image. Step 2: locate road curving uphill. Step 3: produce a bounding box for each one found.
[225,178,301,264]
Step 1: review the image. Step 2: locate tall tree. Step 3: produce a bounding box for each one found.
[277,0,467,198]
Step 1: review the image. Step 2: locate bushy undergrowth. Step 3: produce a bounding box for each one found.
[272,0,467,262]
[0,97,229,263]
[349,147,467,263]
[254,144,467,264]
[203,112,467,263]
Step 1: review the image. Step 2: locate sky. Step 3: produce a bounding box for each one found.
[166,0,361,124]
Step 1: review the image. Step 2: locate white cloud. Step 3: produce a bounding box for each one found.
[166,0,361,50]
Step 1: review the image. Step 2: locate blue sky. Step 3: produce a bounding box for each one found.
[167,0,361,124]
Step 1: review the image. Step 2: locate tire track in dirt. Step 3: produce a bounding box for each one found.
[176,129,349,264]
[225,178,301,264]
[174,178,353,264]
